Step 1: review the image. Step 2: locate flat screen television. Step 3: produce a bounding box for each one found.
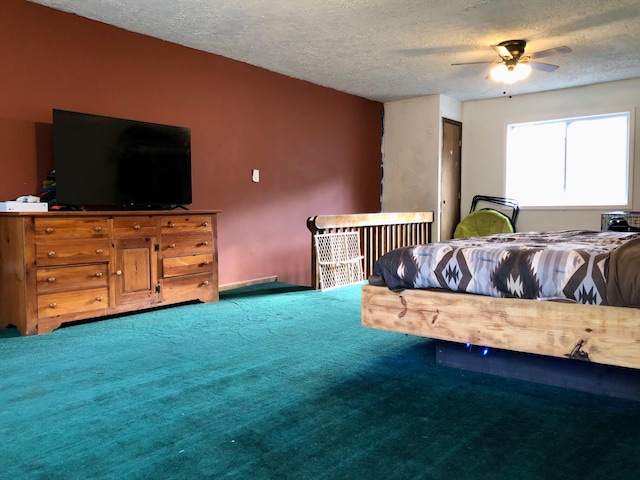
[53,109,192,209]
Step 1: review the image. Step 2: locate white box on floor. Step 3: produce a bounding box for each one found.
[0,201,49,212]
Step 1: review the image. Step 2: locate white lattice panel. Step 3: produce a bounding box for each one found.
[314,231,364,291]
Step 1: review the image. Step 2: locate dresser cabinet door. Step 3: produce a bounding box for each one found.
[113,237,159,305]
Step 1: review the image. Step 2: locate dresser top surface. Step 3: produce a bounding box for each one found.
[0,209,221,217]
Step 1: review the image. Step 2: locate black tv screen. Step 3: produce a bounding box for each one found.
[53,109,192,209]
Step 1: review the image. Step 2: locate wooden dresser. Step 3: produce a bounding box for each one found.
[0,210,220,335]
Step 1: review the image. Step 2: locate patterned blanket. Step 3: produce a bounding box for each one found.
[372,230,640,306]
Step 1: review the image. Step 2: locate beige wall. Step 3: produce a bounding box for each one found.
[462,78,639,232]
[383,79,639,234]
[381,94,462,239]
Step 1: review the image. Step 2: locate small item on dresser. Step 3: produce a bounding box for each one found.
[16,195,41,203]
[0,201,49,212]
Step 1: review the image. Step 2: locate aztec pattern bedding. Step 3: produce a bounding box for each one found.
[371,230,640,307]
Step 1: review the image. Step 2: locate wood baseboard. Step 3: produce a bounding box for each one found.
[219,275,278,291]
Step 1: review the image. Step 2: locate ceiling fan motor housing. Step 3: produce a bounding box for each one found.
[499,40,527,58]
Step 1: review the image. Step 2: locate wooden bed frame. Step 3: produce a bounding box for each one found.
[362,285,640,371]
[307,211,640,371]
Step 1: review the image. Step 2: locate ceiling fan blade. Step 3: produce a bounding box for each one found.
[529,46,571,59]
[528,61,560,72]
[492,44,512,59]
[451,61,495,66]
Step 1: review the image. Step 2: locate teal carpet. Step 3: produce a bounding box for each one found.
[1,282,639,480]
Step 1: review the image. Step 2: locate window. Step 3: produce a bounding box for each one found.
[505,111,632,208]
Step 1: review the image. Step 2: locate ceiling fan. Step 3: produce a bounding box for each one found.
[452,40,571,83]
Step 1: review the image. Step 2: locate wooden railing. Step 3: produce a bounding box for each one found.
[306,212,434,290]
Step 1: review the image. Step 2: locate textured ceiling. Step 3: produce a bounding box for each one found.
[27,0,640,102]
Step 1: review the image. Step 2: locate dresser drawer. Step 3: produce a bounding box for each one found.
[162,253,214,278]
[112,217,158,239]
[37,264,109,294]
[36,239,110,266]
[35,217,109,240]
[161,233,213,257]
[37,287,109,318]
[161,215,212,235]
[162,272,216,303]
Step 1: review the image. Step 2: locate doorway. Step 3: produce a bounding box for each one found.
[440,118,462,240]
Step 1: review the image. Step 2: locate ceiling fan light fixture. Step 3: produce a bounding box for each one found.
[490,62,532,84]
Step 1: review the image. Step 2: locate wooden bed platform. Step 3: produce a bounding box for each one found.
[362,284,640,371]
[306,211,640,386]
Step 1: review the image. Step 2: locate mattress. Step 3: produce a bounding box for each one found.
[370,230,640,307]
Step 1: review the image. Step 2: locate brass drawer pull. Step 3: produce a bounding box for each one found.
[167,222,175,228]
[94,226,102,233]
[201,280,210,287]
[96,249,103,255]
[116,270,122,276]
[169,243,176,249]
[49,302,57,309]
[133,224,141,230]
[45,227,54,234]
[48,251,56,258]
[201,222,208,227]
[202,260,211,266]
[96,296,104,302]
[95,272,103,278]
[201,241,209,246]
[47,277,56,283]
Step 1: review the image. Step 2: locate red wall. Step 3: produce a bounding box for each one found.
[0,0,382,287]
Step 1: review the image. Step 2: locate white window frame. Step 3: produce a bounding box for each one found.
[505,108,635,210]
